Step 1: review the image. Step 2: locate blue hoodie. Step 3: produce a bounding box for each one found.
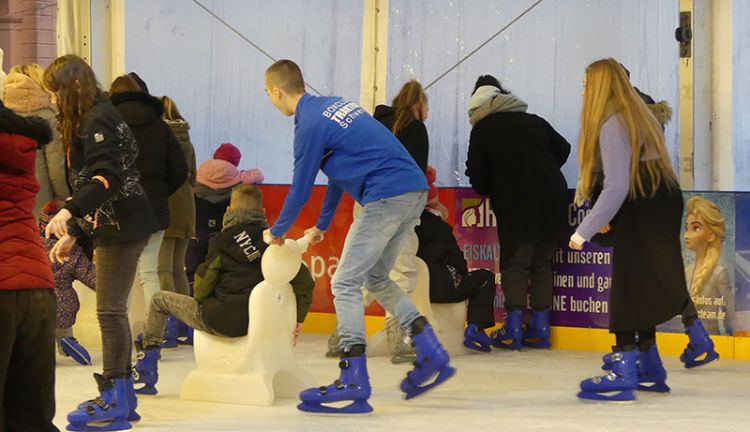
[271,93,428,237]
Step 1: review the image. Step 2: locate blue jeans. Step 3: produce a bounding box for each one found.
[333,190,427,349]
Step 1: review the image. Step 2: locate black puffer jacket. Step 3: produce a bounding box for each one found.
[415,210,468,300]
[63,94,158,246]
[373,105,429,173]
[466,111,570,241]
[110,92,187,229]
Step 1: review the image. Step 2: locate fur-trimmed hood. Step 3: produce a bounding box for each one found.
[647,101,673,126]
[2,72,53,114]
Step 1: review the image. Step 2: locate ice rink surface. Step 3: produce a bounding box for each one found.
[54,334,749,432]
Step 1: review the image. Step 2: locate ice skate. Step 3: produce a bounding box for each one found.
[578,349,637,403]
[162,315,179,348]
[125,372,141,422]
[463,323,492,353]
[637,344,670,393]
[298,346,373,414]
[491,309,523,350]
[681,320,719,368]
[66,374,132,431]
[522,309,551,348]
[176,320,194,345]
[132,345,160,395]
[59,336,93,365]
[400,318,456,399]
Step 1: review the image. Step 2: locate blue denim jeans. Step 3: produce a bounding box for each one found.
[333,190,427,349]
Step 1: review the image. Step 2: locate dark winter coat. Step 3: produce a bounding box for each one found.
[110,92,188,229]
[0,101,55,291]
[164,119,196,238]
[465,111,571,241]
[373,105,429,173]
[415,210,468,300]
[63,94,158,246]
[193,209,314,337]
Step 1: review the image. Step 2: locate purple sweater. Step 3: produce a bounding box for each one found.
[575,115,657,242]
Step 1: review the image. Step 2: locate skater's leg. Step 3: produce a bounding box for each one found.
[528,238,556,311]
[4,290,58,432]
[97,238,147,379]
[463,269,496,329]
[138,230,165,306]
[158,236,176,293]
[497,234,534,311]
[143,291,214,348]
[172,238,191,296]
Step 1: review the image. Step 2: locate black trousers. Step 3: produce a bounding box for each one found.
[431,269,496,329]
[498,236,557,311]
[0,289,58,432]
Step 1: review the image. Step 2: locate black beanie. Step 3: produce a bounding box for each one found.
[472,75,509,95]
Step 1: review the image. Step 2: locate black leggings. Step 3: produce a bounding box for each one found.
[615,327,656,351]
[431,269,496,329]
[96,238,148,379]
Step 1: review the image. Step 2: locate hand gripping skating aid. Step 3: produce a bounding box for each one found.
[463,324,492,353]
[681,320,719,368]
[578,349,637,403]
[297,354,373,414]
[66,374,132,431]
[400,324,456,399]
[60,336,93,365]
[491,309,523,351]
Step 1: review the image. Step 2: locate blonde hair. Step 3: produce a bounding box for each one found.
[161,96,184,121]
[265,59,305,94]
[231,184,263,210]
[10,63,47,92]
[391,80,427,136]
[577,58,677,202]
[687,197,726,296]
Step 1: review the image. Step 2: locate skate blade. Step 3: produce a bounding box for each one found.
[66,418,132,431]
[403,366,457,400]
[577,389,636,404]
[521,339,551,349]
[60,339,92,365]
[297,400,373,414]
[134,385,157,395]
[492,339,522,351]
[462,341,491,353]
[126,410,141,422]
[637,382,671,394]
[683,351,720,369]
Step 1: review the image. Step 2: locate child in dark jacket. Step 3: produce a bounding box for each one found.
[133,184,314,395]
[415,177,496,353]
[39,201,96,365]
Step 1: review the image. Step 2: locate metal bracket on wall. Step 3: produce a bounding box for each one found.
[676,11,692,58]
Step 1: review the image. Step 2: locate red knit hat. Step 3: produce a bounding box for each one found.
[213,143,242,167]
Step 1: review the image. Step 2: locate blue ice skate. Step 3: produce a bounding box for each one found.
[522,309,551,348]
[162,315,179,348]
[298,353,373,414]
[60,336,92,365]
[66,374,132,431]
[681,320,719,368]
[132,346,160,395]
[401,322,456,399]
[491,309,523,350]
[463,324,492,352]
[637,344,670,393]
[125,373,141,422]
[177,320,194,345]
[578,349,637,403]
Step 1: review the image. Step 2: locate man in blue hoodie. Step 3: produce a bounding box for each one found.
[263,60,455,413]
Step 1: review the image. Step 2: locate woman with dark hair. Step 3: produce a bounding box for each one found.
[465,74,571,351]
[108,75,188,314]
[43,54,158,431]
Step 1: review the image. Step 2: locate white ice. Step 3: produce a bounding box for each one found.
[54,334,750,432]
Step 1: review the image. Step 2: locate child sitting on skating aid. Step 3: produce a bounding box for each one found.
[39,201,96,365]
[133,184,314,395]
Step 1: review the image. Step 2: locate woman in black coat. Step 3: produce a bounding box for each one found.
[109,75,188,309]
[465,75,570,351]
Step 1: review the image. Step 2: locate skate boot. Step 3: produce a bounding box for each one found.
[123,372,141,422]
[680,320,719,368]
[386,316,416,364]
[132,345,160,395]
[578,349,637,403]
[491,309,523,350]
[59,336,93,365]
[400,317,456,399]
[162,316,179,348]
[66,374,132,431]
[177,320,194,345]
[637,344,670,393]
[298,345,373,414]
[463,323,492,353]
[522,309,551,348]
[325,331,341,358]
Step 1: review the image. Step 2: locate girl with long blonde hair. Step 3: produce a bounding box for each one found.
[570,58,691,402]
[684,196,731,337]
[42,55,158,431]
